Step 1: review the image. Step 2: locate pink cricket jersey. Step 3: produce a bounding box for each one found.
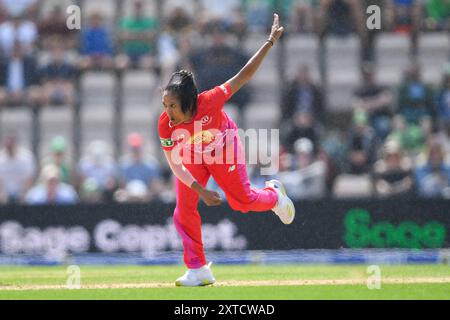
[158,83,236,154]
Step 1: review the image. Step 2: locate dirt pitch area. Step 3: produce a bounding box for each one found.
[1,277,450,291]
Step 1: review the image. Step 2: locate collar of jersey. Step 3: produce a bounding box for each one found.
[168,111,197,128]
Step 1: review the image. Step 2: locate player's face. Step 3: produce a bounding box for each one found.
[162,91,185,125]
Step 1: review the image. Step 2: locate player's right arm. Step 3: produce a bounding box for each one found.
[226,13,284,95]
[159,113,222,206]
[162,148,222,206]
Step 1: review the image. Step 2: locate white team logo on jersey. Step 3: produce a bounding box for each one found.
[220,84,229,96]
[201,115,212,125]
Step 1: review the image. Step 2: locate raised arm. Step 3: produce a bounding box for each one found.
[227,13,285,95]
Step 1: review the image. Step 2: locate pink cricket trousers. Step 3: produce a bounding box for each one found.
[173,133,278,269]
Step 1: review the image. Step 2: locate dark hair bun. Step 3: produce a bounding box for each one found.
[177,70,195,85]
[164,70,198,115]
[178,70,193,78]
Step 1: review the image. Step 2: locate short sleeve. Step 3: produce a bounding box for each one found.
[158,113,176,151]
[201,82,233,110]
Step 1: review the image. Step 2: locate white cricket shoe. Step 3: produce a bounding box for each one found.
[266,179,296,225]
[175,262,216,287]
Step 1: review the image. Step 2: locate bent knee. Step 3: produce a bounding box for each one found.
[228,198,254,213]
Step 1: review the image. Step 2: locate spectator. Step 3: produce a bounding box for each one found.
[189,23,250,127]
[118,132,164,201]
[320,130,347,194]
[244,0,310,34]
[281,64,325,127]
[346,111,378,174]
[0,41,41,107]
[352,63,394,139]
[243,0,274,33]
[41,136,72,185]
[283,110,321,155]
[436,68,450,128]
[114,179,150,203]
[278,147,295,173]
[38,5,77,49]
[79,12,115,71]
[317,0,365,38]
[0,134,35,204]
[78,140,118,202]
[165,6,193,78]
[277,138,327,200]
[199,0,246,40]
[387,0,424,55]
[397,63,435,126]
[25,164,78,205]
[414,140,450,198]
[373,139,414,198]
[388,114,427,155]
[79,177,103,204]
[425,0,450,30]
[39,41,76,106]
[0,0,39,21]
[199,0,241,22]
[290,0,317,34]
[0,12,37,57]
[157,30,180,86]
[242,0,296,33]
[386,0,414,32]
[166,6,193,37]
[116,0,159,71]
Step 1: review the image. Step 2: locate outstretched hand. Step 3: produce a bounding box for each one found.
[225,13,285,96]
[269,13,285,43]
[200,189,222,207]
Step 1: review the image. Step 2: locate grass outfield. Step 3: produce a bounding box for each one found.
[0,264,449,300]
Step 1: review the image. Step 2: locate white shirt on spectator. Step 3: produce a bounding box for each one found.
[79,156,117,190]
[25,183,78,205]
[200,0,241,17]
[0,147,35,198]
[277,160,327,200]
[0,20,37,56]
[7,58,24,92]
[1,0,37,16]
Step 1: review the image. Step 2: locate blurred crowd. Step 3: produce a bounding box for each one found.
[277,60,450,201]
[0,0,449,205]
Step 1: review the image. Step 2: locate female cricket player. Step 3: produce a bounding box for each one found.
[158,14,295,286]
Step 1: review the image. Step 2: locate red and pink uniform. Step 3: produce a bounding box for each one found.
[158,83,277,269]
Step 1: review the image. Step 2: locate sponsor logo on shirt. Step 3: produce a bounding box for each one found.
[160,138,174,147]
[189,130,215,145]
[176,134,185,142]
[201,115,212,125]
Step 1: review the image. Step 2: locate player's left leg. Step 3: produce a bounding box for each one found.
[207,135,295,224]
[209,160,277,213]
[210,162,295,224]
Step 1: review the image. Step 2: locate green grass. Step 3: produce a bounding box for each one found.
[0,264,449,300]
